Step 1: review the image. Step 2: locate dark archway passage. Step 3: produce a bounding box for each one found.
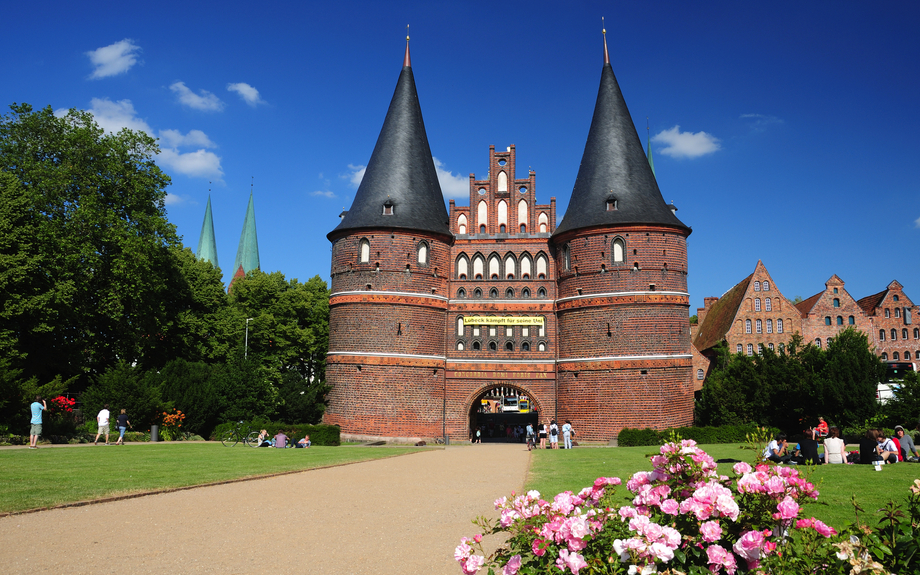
[469,385,539,443]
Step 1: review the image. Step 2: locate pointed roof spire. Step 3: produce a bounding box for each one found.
[553,29,688,237]
[233,184,260,279]
[328,34,449,240]
[646,118,656,178]
[602,17,610,65]
[404,25,411,67]
[196,193,219,268]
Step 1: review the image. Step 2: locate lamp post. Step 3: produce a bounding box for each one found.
[245,317,254,358]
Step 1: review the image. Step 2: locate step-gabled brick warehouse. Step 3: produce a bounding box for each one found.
[324,35,694,443]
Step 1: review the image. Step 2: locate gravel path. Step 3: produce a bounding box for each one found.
[0,444,530,574]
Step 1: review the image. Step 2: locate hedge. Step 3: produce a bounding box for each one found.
[617,424,781,447]
[210,421,341,446]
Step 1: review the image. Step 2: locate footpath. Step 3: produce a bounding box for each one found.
[0,443,530,574]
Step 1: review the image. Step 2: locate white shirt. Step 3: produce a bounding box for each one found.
[763,440,780,458]
[97,409,110,426]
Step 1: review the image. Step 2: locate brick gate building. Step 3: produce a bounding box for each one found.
[324,36,694,443]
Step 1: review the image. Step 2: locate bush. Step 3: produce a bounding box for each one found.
[210,421,340,446]
[618,424,780,447]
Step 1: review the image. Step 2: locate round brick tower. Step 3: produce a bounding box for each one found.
[324,40,452,441]
[551,32,694,441]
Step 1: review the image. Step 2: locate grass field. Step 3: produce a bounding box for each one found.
[0,443,427,514]
[526,443,919,529]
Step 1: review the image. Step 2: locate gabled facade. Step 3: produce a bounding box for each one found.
[693,261,801,383]
[795,275,870,350]
[857,280,919,361]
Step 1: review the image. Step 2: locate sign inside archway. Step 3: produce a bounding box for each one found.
[463,316,544,325]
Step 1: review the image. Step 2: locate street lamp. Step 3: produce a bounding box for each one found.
[245,317,254,358]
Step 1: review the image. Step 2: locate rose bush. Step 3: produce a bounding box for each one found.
[456,440,917,574]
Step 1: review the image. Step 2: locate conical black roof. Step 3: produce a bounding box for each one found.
[553,62,689,237]
[328,46,449,240]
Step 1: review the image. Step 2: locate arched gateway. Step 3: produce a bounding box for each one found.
[467,384,542,443]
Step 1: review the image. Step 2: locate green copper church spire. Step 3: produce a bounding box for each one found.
[196,195,219,268]
[232,188,260,282]
[647,118,656,178]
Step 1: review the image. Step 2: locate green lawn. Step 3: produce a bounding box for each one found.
[526,444,919,529]
[0,443,427,513]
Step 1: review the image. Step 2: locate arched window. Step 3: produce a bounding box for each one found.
[520,255,532,278]
[497,171,508,192]
[521,288,531,298]
[477,200,488,231]
[815,338,822,348]
[758,343,764,354]
[754,281,761,291]
[536,254,548,279]
[697,369,704,380]
[893,352,900,360]
[472,255,484,280]
[473,288,482,298]
[359,238,370,263]
[903,329,909,339]
[737,344,743,354]
[518,199,528,232]
[766,319,773,333]
[457,317,464,335]
[885,309,890,318]
[747,344,753,356]
[457,341,464,351]
[756,319,762,333]
[538,342,546,351]
[456,255,469,279]
[763,281,770,291]
[538,288,546,298]
[745,319,752,333]
[417,241,429,265]
[881,352,888,360]
[505,288,514,298]
[504,254,516,279]
[612,238,625,263]
[472,341,481,350]
[833,298,839,308]
[896,308,901,318]
[489,255,501,279]
[849,316,855,325]
[522,341,530,351]
[837,316,843,325]
[914,328,919,339]
[457,214,467,234]
[489,288,498,298]
[765,298,772,312]
[880,330,886,341]
[497,200,508,232]
[538,213,548,233]
[505,341,514,351]
[480,224,486,234]
[894,295,900,301]
[777,319,784,333]
[457,288,466,298]
[539,318,546,337]
[768,343,775,351]
[892,329,897,340]
[562,244,571,270]
[755,299,761,312]
[905,351,911,360]
[489,341,497,351]
[825,317,832,326]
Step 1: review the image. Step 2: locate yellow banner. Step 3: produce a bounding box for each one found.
[463,316,544,326]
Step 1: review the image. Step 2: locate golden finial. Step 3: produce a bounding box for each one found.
[602,17,610,65]
[406,24,410,42]
[404,25,411,67]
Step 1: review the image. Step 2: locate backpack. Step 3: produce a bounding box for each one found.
[550,425,557,436]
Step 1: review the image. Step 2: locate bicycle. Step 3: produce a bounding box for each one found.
[220,421,261,447]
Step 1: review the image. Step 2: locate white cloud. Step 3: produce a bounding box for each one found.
[86,39,140,79]
[170,81,225,112]
[345,164,366,186]
[311,190,336,198]
[157,148,224,180]
[164,193,185,206]
[433,157,469,198]
[158,128,216,149]
[86,98,154,134]
[915,216,920,229]
[227,82,265,106]
[652,125,721,158]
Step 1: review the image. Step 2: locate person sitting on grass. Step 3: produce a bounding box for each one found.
[763,433,793,464]
[895,425,918,462]
[816,416,829,438]
[273,431,288,448]
[878,430,899,463]
[859,429,881,464]
[823,426,846,464]
[795,426,821,465]
[257,429,271,447]
[296,434,311,448]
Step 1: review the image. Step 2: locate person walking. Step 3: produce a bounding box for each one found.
[114,409,131,445]
[29,395,47,449]
[562,420,574,449]
[525,422,535,451]
[94,404,111,445]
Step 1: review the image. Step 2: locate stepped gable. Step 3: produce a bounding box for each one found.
[328,40,449,240]
[693,274,753,352]
[554,34,688,237]
[196,195,219,268]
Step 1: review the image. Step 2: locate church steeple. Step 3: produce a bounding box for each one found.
[646,119,656,178]
[196,195,219,268]
[328,35,449,240]
[232,190,260,282]
[553,29,687,237]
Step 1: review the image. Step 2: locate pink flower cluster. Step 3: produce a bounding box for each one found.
[612,514,681,567]
[454,537,486,575]
[736,462,819,502]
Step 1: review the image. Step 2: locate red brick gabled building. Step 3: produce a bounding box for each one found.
[857,280,919,361]
[692,261,801,384]
[795,275,871,350]
[324,35,693,443]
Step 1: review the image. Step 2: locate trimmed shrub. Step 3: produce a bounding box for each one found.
[210,421,340,446]
[617,424,780,447]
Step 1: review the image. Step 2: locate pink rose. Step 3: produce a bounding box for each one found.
[502,554,522,575]
[660,498,679,515]
[462,554,485,574]
[706,544,737,574]
[532,538,546,557]
[732,461,752,475]
[773,496,799,521]
[813,519,837,537]
[700,520,722,543]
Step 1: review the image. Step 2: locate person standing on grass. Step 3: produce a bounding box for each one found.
[114,409,131,445]
[29,395,47,449]
[94,404,111,445]
[549,419,559,449]
[562,420,574,449]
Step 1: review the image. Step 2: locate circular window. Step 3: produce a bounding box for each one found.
[519,187,527,194]
[478,188,486,195]
[498,159,507,166]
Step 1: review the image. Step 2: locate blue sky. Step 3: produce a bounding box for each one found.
[3,1,918,312]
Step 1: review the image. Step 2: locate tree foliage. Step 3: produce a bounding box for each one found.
[696,329,884,431]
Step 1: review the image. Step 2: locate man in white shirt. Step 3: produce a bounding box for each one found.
[763,433,793,464]
[877,431,898,464]
[94,404,111,446]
